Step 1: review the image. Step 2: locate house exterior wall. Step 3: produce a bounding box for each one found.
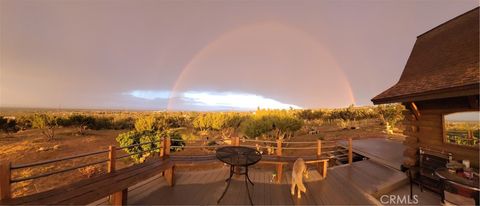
[402,104,479,168]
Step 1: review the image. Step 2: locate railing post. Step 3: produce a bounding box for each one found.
[0,161,11,200]
[108,146,126,205]
[159,138,164,158]
[108,146,116,173]
[162,137,174,187]
[348,138,353,164]
[322,160,328,178]
[316,140,323,176]
[317,140,322,157]
[164,137,171,157]
[276,139,283,183]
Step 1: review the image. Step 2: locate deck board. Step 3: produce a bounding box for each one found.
[339,138,405,170]
[124,158,416,205]
[331,160,406,195]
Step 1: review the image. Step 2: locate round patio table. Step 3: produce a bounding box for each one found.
[435,167,479,205]
[216,146,262,205]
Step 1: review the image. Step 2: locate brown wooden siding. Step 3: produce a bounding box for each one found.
[402,104,479,168]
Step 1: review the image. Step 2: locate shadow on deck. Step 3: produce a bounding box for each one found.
[104,160,406,205]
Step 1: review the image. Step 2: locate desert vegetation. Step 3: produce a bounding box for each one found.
[1,105,406,161]
[0,104,404,197]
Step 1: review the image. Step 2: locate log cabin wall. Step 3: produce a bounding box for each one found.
[402,96,480,168]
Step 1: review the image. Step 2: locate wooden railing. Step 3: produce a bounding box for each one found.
[0,136,354,204]
[0,137,169,203]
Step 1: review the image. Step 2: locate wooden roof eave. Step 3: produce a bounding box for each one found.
[371,83,479,104]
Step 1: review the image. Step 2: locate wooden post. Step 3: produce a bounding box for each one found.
[159,138,164,158]
[108,146,127,205]
[108,146,116,173]
[348,138,353,164]
[111,190,127,206]
[162,137,174,187]
[316,140,322,176]
[0,161,11,200]
[165,165,175,187]
[317,140,322,156]
[164,137,171,157]
[276,139,283,183]
[409,102,420,120]
[322,160,328,178]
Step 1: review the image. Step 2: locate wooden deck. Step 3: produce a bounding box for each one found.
[339,138,405,170]
[91,160,406,205]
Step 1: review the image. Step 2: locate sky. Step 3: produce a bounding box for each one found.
[0,0,478,111]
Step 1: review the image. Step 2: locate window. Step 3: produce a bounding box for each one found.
[444,112,480,146]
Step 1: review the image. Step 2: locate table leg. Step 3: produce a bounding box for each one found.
[245,166,253,205]
[218,165,234,204]
[225,165,234,182]
[246,169,254,185]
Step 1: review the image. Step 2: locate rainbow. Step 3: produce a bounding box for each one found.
[167,22,356,110]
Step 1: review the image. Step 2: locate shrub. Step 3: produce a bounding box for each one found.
[375,104,404,128]
[159,114,190,129]
[116,130,162,162]
[325,105,378,122]
[193,113,244,131]
[295,109,326,120]
[134,115,156,132]
[69,114,96,135]
[113,117,135,130]
[240,109,303,139]
[31,114,58,140]
[56,116,73,127]
[116,128,185,163]
[16,115,34,130]
[0,117,19,135]
[90,116,113,130]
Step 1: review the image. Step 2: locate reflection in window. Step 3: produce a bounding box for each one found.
[444,112,480,146]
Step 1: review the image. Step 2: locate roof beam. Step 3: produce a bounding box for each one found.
[409,102,420,120]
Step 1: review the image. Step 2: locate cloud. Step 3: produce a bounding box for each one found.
[127,90,170,100]
[127,90,301,110]
[182,91,301,110]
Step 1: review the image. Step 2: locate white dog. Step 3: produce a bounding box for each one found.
[291,158,309,198]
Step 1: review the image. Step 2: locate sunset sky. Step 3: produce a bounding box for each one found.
[1,0,478,111]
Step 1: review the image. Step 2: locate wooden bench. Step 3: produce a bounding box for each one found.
[0,158,174,205]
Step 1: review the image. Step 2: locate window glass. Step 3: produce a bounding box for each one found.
[444,112,480,146]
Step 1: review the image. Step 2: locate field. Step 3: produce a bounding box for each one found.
[0,105,405,198]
